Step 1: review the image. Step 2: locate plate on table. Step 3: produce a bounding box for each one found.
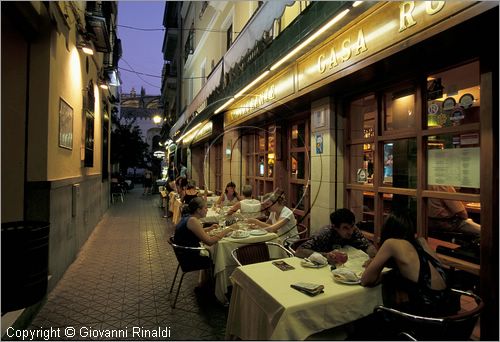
[300,259,328,268]
[332,269,361,285]
[231,230,250,239]
[249,229,267,236]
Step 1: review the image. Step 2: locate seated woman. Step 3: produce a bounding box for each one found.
[247,189,299,242]
[174,197,234,248]
[175,176,188,199]
[182,180,207,204]
[215,181,241,208]
[361,214,459,317]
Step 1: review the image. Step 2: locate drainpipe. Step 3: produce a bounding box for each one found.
[334,99,338,210]
[23,43,31,220]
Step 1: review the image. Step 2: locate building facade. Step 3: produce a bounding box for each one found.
[164,1,498,338]
[119,88,164,177]
[1,1,121,312]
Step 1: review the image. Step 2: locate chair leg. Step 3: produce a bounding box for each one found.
[169,264,180,293]
[172,272,185,308]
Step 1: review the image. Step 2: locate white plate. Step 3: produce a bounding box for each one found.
[332,274,361,285]
[231,231,250,239]
[249,229,267,236]
[301,260,328,268]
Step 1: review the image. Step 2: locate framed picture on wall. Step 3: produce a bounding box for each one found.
[58,97,73,149]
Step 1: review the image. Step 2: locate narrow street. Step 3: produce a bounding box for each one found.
[28,188,227,340]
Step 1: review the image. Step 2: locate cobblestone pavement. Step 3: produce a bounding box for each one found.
[27,187,227,340]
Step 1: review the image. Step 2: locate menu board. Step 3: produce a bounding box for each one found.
[428,147,480,188]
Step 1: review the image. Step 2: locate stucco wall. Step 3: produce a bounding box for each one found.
[1,14,28,222]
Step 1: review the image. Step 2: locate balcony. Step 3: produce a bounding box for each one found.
[85,2,115,53]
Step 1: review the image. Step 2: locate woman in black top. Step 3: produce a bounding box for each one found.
[182,180,200,204]
[174,197,233,247]
[361,214,458,317]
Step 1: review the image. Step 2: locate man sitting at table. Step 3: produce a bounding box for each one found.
[428,185,480,239]
[295,208,377,263]
[226,185,261,219]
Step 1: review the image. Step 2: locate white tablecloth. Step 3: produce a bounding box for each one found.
[207,232,283,304]
[225,250,384,340]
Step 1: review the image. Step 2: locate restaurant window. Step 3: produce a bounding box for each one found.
[244,126,275,197]
[383,85,416,131]
[424,61,481,258]
[346,61,482,265]
[426,62,480,129]
[288,119,310,219]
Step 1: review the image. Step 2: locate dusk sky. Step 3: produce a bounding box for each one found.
[117,1,165,96]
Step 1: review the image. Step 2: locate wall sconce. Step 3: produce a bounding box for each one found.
[98,79,109,90]
[225,141,232,160]
[77,41,94,55]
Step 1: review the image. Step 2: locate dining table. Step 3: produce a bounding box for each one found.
[205,227,285,304]
[225,246,384,340]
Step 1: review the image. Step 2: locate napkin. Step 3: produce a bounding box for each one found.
[332,268,359,282]
[309,252,328,265]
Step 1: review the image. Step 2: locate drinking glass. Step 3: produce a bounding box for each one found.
[332,250,348,267]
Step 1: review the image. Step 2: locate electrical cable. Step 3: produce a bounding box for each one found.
[120,58,160,89]
[118,67,206,80]
[117,24,239,33]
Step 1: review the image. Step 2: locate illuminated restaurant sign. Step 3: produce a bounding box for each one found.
[225,69,294,126]
[225,1,485,126]
[183,121,213,144]
[298,1,477,90]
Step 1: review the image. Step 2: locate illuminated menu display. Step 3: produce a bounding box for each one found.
[428,147,480,188]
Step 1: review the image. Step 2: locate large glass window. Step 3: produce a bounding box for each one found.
[384,86,416,131]
[245,126,276,197]
[288,118,310,223]
[426,62,480,129]
[346,61,481,265]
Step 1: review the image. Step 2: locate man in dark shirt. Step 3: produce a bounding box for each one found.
[296,208,377,263]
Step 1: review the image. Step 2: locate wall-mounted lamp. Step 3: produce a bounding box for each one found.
[77,41,94,55]
[98,79,109,90]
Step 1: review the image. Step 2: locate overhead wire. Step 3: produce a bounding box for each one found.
[120,58,160,89]
[117,24,239,33]
[118,67,207,80]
